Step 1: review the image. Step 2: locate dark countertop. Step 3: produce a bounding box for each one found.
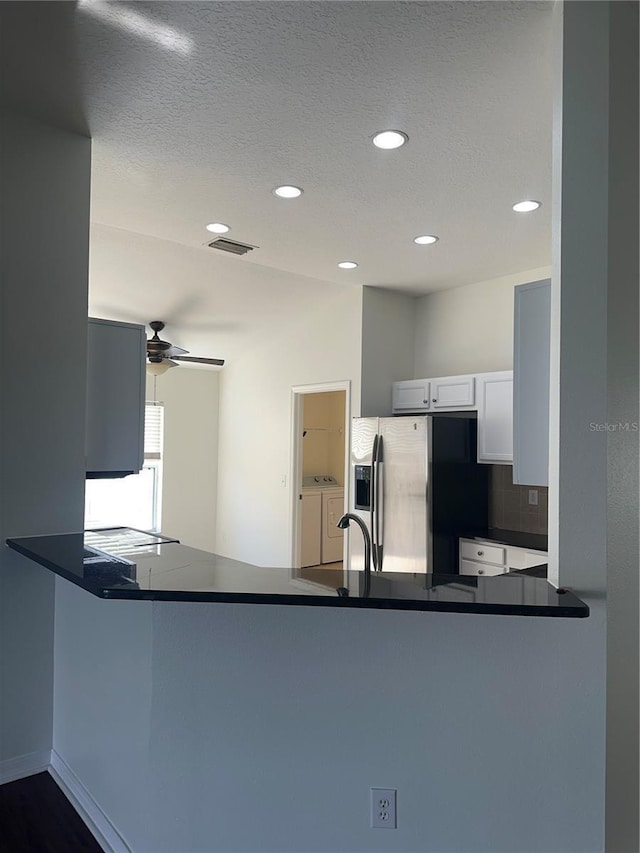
[5,528,587,618]
[461,528,548,552]
[504,564,548,578]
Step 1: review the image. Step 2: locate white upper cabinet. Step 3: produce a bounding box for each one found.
[513,280,551,486]
[86,318,146,477]
[430,375,475,408]
[476,371,513,464]
[391,371,513,464]
[392,379,430,412]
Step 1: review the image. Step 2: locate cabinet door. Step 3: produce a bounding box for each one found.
[392,380,430,413]
[300,493,322,567]
[431,375,475,408]
[86,318,146,476]
[513,280,551,486]
[476,372,513,464]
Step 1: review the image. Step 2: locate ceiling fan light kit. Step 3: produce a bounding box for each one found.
[147,360,176,376]
[145,320,225,372]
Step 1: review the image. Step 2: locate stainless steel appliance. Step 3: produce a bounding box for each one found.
[349,415,488,574]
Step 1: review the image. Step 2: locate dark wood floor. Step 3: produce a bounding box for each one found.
[0,772,102,852]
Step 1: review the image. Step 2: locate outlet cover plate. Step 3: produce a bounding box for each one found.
[371,788,397,829]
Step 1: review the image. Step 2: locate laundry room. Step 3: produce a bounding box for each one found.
[299,390,346,573]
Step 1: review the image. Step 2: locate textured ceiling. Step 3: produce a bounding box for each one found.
[2,1,553,296]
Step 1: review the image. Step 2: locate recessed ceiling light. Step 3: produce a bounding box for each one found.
[414,235,439,245]
[372,130,408,150]
[338,261,358,270]
[205,222,230,234]
[273,185,303,199]
[512,200,541,213]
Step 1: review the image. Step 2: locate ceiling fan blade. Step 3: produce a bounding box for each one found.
[163,345,189,357]
[172,355,225,366]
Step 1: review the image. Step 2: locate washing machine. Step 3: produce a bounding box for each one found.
[300,475,344,566]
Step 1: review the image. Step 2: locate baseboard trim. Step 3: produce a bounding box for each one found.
[49,750,131,853]
[0,749,52,784]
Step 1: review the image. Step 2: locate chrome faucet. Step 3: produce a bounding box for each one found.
[337,513,372,597]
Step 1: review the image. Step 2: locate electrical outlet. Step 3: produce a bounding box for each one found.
[370,788,397,829]
[528,489,539,506]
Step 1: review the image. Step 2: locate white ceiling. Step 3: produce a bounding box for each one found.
[2,1,553,296]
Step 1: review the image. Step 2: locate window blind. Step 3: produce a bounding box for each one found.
[144,403,164,459]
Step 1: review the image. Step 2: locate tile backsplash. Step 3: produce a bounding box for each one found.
[489,465,548,535]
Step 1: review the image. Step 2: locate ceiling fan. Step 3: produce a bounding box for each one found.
[146,321,224,375]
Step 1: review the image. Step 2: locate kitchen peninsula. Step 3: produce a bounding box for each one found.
[6,527,588,618]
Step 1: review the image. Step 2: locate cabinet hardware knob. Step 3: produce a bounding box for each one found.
[432,399,437,403]
[423,399,428,404]
[477,550,484,556]
[478,569,484,574]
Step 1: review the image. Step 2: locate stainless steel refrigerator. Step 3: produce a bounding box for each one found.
[349,415,488,574]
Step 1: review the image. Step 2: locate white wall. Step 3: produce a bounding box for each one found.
[605,3,639,844]
[53,581,153,851]
[146,603,605,853]
[0,111,90,768]
[214,283,362,567]
[549,2,640,848]
[413,266,551,378]
[146,368,219,552]
[361,286,415,416]
[50,587,604,853]
[548,2,638,848]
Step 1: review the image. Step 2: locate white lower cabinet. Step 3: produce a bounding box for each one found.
[459,539,505,576]
[459,537,547,576]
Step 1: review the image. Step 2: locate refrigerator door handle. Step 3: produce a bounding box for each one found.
[370,434,378,571]
[375,436,384,571]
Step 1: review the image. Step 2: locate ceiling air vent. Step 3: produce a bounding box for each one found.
[207,237,256,256]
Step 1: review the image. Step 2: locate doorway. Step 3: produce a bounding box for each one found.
[289,382,350,581]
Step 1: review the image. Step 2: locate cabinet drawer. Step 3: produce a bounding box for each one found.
[460,540,505,566]
[460,558,505,577]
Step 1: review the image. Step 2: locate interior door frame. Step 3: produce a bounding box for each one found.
[289,380,351,572]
